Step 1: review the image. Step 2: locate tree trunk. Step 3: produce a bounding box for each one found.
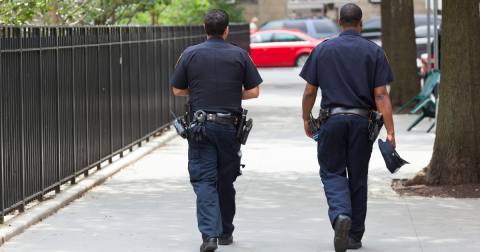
[426,0,480,185]
[380,0,392,62]
[381,0,419,107]
[50,0,58,26]
[111,12,116,25]
[150,8,155,25]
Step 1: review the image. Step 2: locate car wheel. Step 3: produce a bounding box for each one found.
[295,54,309,67]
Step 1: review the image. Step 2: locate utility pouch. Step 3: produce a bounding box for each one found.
[368,111,384,142]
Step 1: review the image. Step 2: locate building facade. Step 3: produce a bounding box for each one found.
[238,0,429,27]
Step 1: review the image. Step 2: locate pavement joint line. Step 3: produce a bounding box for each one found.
[0,128,178,247]
[404,198,424,252]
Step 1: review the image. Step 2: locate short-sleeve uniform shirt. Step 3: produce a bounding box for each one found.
[299,30,394,111]
[170,37,263,115]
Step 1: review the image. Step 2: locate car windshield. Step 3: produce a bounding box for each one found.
[250,32,274,43]
[362,19,381,33]
[414,17,441,27]
[415,25,439,38]
[283,22,308,33]
[313,21,339,34]
[261,22,283,30]
[273,32,305,42]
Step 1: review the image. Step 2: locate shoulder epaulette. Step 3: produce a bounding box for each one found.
[230,43,239,47]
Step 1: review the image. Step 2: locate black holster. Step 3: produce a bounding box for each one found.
[236,109,253,145]
[368,111,384,142]
[184,101,193,124]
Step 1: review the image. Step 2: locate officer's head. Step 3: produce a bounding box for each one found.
[204,9,229,39]
[339,3,363,32]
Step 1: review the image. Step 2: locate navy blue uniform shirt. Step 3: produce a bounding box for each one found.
[170,37,263,115]
[299,30,394,111]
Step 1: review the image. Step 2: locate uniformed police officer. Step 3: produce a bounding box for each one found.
[300,4,395,252]
[170,9,262,252]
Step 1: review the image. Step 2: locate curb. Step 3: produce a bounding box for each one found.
[0,129,178,245]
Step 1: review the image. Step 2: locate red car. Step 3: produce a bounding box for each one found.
[250,29,324,68]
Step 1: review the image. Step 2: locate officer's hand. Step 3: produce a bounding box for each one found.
[387,133,396,149]
[304,120,313,139]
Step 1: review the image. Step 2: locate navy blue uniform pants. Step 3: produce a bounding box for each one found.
[187,121,241,242]
[317,115,373,242]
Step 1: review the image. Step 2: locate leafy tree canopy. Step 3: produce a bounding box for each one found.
[0,0,244,25]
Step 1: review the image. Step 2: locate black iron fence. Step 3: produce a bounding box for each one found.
[0,24,250,220]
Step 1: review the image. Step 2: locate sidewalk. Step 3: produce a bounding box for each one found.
[2,68,479,251]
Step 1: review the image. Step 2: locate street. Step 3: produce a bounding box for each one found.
[2,68,479,252]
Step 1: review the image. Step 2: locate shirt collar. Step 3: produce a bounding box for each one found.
[339,30,361,37]
[206,37,226,43]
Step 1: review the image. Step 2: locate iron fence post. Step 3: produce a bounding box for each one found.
[72,27,77,183]
[0,28,4,222]
[129,28,133,152]
[55,27,61,194]
[120,27,124,158]
[20,27,26,212]
[39,27,44,201]
[85,28,90,174]
[109,27,113,164]
[138,27,142,148]
[97,27,102,169]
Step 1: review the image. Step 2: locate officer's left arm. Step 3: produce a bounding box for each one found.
[170,53,189,96]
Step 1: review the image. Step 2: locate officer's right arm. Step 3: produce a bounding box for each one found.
[242,53,263,100]
[299,47,319,139]
[374,49,396,148]
[170,53,189,96]
[242,86,259,100]
[374,86,395,149]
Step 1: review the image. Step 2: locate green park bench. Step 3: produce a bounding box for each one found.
[397,70,440,132]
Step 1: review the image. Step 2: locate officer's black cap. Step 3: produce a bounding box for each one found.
[378,139,409,174]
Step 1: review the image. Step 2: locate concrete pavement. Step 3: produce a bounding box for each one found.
[1,67,479,252]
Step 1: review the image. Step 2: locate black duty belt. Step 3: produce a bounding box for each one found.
[321,107,372,121]
[205,113,239,126]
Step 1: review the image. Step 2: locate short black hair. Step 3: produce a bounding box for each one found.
[204,9,229,36]
[340,3,362,27]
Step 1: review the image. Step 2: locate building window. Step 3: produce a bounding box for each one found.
[369,0,381,3]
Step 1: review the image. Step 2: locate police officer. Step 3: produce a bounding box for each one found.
[300,4,395,252]
[170,9,262,252]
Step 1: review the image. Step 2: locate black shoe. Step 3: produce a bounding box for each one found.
[348,238,362,249]
[333,214,352,252]
[200,238,218,252]
[218,236,233,245]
